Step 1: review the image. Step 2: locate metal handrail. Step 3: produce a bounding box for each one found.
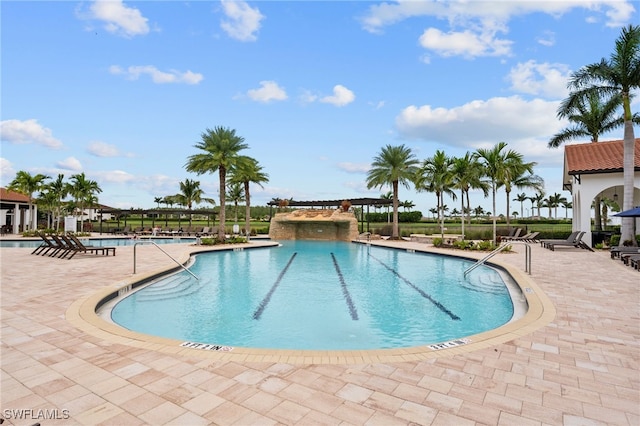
[133,241,199,280]
[464,242,532,277]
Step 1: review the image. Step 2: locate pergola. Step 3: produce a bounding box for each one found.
[96,208,217,233]
[266,197,393,233]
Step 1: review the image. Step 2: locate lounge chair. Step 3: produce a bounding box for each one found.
[197,227,210,236]
[49,234,77,259]
[540,231,580,249]
[547,231,588,251]
[505,231,539,243]
[32,232,63,256]
[503,228,522,241]
[610,246,640,259]
[67,234,116,256]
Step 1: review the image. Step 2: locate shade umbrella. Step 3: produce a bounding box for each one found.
[613,206,640,217]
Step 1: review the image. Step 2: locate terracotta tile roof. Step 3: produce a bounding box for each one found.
[0,187,31,203]
[565,138,640,174]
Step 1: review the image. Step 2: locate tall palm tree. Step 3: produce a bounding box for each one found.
[417,150,456,238]
[68,173,101,231]
[549,92,640,231]
[502,162,543,228]
[175,178,203,227]
[229,156,269,238]
[185,126,249,241]
[226,182,244,223]
[546,193,567,219]
[562,199,573,219]
[567,24,640,246]
[366,145,419,240]
[8,171,50,231]
[513,193,529,218]
[474,142,521,245]
[44,174,67,231]
[529,191,546,219]
[451,152,488,238]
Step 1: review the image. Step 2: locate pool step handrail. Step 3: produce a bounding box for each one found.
[464,242,531,277]
[133,241,199,280]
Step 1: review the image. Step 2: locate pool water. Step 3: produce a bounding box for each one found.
[110,240,517,350]
[0,237,195,248]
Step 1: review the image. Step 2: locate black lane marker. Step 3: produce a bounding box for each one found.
[368,253,460,321]
[331,253,359,320]
[253,252,297,320]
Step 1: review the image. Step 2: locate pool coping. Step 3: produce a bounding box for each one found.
[67,240,556,364]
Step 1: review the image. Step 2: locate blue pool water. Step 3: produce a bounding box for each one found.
[110,240,517,350]
[0,237,195,248]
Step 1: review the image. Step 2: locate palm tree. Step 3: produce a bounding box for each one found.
[529,191,546,219]
[546,193,567,219]
[226,182,244,223]
[549,92,640,231]
[229,156,269,237]
[417,150,456,238]
[473,205,485,218]
[7,171,50,231]
[514,193,529,218]
[154,197,163,208]
[451,152,489,238]
[474,142,521,244]
[175,178,204,227]
[366,145,419,240]
[502,163,543,228]
[401,200,415,212]
[44,174,67,231]
[567,24,639,246]
[562,199,573,219]
[380,191,393,223]
[185,126,249,241]
[68,173,102,232]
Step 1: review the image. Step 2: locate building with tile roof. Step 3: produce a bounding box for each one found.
[0,187,35,234]
[563,139,640,246]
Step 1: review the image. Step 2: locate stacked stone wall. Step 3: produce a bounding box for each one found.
[269,209,359,241]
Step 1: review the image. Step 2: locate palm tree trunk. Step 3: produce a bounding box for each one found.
[244,182,251,240]
[460,189,465,239]
[505,190,511,228]
[491,185,497,245]
[218,167,226,241]
[392,181,399,239]
[620,119,636,246]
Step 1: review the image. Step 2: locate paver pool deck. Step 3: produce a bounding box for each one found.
[1,237,638,425]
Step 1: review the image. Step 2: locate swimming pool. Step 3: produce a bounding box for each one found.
[108,240,522,351]
[0,237,196,248]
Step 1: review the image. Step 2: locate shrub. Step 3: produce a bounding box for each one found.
[432,237,443,247]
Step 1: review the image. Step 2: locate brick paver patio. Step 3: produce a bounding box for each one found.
[1,237,638,425]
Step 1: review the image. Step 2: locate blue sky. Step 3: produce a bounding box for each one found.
[2,0,638,218]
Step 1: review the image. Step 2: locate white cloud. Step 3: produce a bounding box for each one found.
[247,81,288,103]
[109,65,203,84]
[536,30,556,47]
[361,1,636,59]
[419,27,512,58]
[87,141,134,158]
[0,119,63,149]
[56,157,83,172]
[507,61,571,99]
[220,0,264,42]
[94,170,136,184]
[0,158,15,184]
[395,95,566,164]
[337,162,370,174]
[320,85,355,107]
[87,0,150,37]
